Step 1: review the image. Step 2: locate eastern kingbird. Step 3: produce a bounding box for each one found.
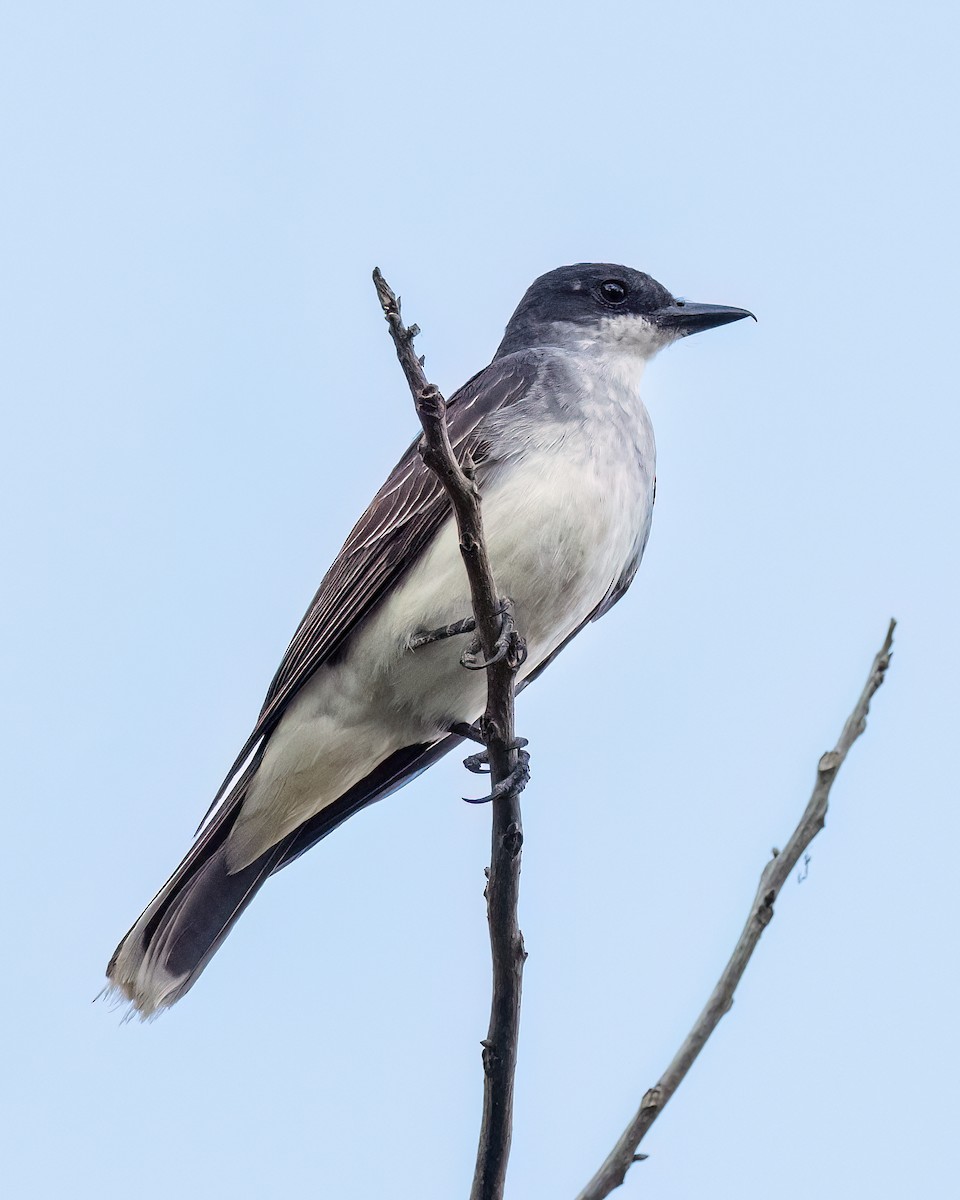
[107,263,752,1015]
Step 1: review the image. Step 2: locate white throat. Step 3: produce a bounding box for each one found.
[546,314,676,396]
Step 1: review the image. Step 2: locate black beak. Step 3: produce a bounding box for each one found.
[653,301,756,337]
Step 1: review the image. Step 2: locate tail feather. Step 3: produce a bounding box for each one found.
[107,834,285,1018]
[106,749,278,1017]
[106,735,461,1017]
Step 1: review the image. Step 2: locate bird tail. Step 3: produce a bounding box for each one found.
[106,736,460,1017]
[106,744,288,1017]
[106,824,285,1019]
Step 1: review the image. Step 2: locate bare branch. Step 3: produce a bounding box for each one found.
[575,620,896,1200]
[372,269,527,1200]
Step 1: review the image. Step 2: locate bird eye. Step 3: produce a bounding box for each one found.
[599,279,628,304]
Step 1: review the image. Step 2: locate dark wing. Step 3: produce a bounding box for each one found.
[203,349,543,820]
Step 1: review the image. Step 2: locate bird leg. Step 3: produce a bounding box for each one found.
[439,601,529,803]
[410,598,528,673]
[450,720,486,744]
[408,615,477,650]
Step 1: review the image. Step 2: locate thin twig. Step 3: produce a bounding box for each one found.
[372,269,527,1200]
[575,620,896,1200]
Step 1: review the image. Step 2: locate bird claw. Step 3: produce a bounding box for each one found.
[463,748,531,804]
[462,736,529,775]
[411,600,527,671]
[460,598,528,671]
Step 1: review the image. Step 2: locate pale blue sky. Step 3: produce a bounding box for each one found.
[2,2,957,1197]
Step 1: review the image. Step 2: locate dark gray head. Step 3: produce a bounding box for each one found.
[495,263,753,359]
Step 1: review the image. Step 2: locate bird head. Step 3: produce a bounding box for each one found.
[495,263,754,362]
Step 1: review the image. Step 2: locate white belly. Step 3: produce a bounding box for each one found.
[227,432,654,870]
[372,445,649,720]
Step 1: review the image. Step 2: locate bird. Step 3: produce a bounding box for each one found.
[106,262,753,1016]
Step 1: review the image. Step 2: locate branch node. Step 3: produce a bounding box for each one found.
[417,383,445,422]
[483,716,504,744]
[503,822,524,857]
[818,749,841,774]
[756,889,777,928]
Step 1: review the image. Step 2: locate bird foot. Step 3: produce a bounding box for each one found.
[410,598,527,672]
[461,736,530,775]
[450,724,531,804]
[460,597,528,671]
[462,747,531,805]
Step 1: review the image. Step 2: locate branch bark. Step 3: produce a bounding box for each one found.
[372,269,527,1200]
[575,619,896,1200]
